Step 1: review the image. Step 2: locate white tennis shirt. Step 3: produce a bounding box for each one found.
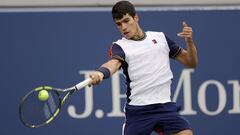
[110,31,182,106]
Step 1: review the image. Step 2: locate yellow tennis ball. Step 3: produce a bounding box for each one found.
[38,90,49,101]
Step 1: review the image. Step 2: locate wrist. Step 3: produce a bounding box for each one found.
[97,67,111,79]
[185,37,193,43]
[186,39,194,46]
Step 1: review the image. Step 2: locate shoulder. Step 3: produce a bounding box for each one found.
[113,37,130,46]
[109,43,126,61]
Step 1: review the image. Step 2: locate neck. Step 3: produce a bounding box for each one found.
[131,28,145,41]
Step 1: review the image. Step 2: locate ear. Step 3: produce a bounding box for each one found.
[134,14,139,21]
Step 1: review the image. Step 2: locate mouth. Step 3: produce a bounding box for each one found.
[123,32,129,35]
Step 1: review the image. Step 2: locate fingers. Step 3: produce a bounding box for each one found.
[88,71,104,87]
[177,21,193,38]
[182,21,188,27]
[177,29,192,37]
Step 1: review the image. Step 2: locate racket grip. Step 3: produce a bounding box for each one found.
[75,78,91,90]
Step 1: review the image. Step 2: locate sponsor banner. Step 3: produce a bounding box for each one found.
[0,9,239,135]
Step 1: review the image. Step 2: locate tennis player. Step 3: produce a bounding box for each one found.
[89,1,198,135]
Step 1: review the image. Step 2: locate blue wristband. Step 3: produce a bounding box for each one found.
[97,67,111,79]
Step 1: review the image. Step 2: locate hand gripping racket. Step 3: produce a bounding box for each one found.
[19,78,91,128]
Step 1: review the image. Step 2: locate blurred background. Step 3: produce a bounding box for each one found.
[0,0,240,135]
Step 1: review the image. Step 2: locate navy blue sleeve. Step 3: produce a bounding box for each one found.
[165,35,182,58]
[109,43,125,61]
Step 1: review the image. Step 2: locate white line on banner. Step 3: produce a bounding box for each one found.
[0,5,240,13]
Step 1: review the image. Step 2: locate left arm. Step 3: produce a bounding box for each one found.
[176,21,198,68]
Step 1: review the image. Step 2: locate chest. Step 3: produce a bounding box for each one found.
[122,38,170,62]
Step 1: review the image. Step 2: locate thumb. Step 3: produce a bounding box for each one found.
[182,21,188,27]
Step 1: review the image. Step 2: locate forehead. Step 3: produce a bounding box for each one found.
[114,14,133,23]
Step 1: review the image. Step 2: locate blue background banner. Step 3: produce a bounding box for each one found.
[0,9,239,135]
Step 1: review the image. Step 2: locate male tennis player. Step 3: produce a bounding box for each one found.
[89,1,198,135]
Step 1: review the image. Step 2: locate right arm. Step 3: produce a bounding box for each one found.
[88,58,122,86]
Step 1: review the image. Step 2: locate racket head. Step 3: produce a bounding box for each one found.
[19,86,62,128]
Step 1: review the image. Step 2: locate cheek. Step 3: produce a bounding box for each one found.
[130,23,138,33]
[116,26,123,32]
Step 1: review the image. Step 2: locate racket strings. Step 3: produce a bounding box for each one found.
[20,91,60,127]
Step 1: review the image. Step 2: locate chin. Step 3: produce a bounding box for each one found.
[124,35,133,39]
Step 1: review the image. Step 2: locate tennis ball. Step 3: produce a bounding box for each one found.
[38,90,49,101]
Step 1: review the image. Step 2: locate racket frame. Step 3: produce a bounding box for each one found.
[19,78,91,128]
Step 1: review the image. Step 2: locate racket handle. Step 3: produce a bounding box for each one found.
[75,78,91,90]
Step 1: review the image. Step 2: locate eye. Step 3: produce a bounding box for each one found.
[116,22,121,26]
[123,19,130,23]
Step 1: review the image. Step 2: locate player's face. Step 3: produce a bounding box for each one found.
[114,14,140,39]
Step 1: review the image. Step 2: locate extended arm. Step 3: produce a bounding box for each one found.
[88,58,122,86]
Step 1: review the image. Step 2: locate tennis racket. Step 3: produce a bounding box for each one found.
[19,78,91,128]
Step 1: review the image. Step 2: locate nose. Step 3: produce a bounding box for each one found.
[121,23,127,31]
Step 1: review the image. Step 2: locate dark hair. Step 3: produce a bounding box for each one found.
[112,1,136,20]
